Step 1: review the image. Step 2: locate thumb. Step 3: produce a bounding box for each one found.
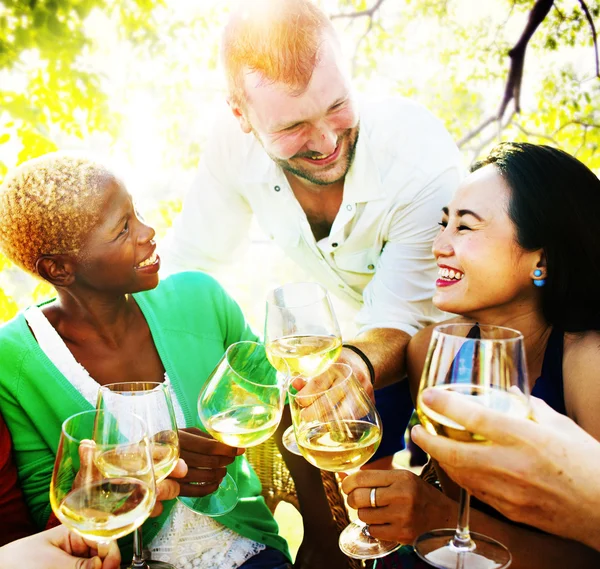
[529,396,568,428]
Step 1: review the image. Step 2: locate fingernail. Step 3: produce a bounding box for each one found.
[411,425,424,440]
[421,389,435,404]
[236,448,245,455]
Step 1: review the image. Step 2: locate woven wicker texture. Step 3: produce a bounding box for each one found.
[245,436,365,569]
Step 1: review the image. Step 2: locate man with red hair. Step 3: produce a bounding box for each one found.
[164,0,459,493]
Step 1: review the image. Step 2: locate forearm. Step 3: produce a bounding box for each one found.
[348,327,411,388]
[437,466,600,567]
[468,504,600,568]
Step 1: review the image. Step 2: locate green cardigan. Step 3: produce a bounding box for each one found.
[0,271,290,561]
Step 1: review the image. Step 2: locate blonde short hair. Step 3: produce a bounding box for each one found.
[222,0,335,106]
[0,153,111,276]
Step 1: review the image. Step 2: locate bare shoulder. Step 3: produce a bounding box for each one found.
[563,330,600,438]
[406,316,465,397]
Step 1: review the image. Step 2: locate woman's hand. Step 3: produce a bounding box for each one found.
[341,469,456,543]
[411,389,600,551]
[177,427,243,497]
[0,525,121,569]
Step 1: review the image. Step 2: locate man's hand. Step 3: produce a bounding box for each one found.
[177,427,243,497]
[0,525,121,569]
[411,389,600,552]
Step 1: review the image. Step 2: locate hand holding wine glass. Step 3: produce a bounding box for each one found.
[288,363,402,560]
[50,410,156,547]
[414,323,530,569]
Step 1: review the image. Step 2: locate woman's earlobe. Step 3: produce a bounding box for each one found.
[35,255,75,287]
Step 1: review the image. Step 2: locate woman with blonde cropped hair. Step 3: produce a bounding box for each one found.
[0,152,294,569]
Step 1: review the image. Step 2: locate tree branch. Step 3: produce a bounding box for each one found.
[498,0,555,119]
[578,0,600,78]
[457,115,497,147]
[330,0,386,20]
[352,18,375,75]
[463,111,517,162]
[511,121,561,147]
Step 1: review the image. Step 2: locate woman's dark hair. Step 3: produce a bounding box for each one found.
[472,142,600,332]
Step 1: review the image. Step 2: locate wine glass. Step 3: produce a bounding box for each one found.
[414,323,530,569]
[180,340,289,516]
[288,362,402,560]
[97,382,180,569]
[265,282,342,454]
[50,410,156,547]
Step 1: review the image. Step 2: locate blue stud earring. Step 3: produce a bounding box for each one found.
[533,269,546,287]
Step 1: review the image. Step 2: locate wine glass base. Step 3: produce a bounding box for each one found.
[122,561,177,569]
[177,473,238,517]
[339,520,403,560]
[414,529,512,569]
[281,425,302,456]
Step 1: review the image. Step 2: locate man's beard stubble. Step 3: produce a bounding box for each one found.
[255,124,360,187]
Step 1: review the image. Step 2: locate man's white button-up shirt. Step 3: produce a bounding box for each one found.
[163,97,462,336]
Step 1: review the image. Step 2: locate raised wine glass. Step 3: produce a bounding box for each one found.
[265,282,342,454]
[414,323,530,569]
[181,340,289,516]
[97,382,180,569]
[50,410,156,550]
[288,362,402,560]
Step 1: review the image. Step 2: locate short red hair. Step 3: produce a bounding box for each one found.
[222,0,335,107]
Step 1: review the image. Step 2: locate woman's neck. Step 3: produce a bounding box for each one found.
[460,305,552,385]
[44,290,140,349]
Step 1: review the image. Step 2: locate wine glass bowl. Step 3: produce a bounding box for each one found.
[50,410,156,543]
[288,363,380,472]
[414,323,530,569]
[97,382,180,484]
[199,341,288,448]
[265,282,342,379]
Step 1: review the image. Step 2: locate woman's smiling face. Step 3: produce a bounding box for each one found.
[72,176,160,295]
[432,165,543,319]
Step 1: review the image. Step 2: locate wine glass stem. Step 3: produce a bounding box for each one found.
[131,527,149,569]
[451,489,475,552]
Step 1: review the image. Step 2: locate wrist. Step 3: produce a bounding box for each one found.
[342,343,375,386]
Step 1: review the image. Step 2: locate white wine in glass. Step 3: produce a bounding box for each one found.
[50,410,155,543]
[265,282,342,453]
[414,323,530,569]
[185,341,289,516]
[96,382,180,569]
[288,363,402,560]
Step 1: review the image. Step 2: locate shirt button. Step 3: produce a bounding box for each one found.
[332,242,338,248]
[274,185,281,192]
[346,204,353,211]
[368,264,375,270]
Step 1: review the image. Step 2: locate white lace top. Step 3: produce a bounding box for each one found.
[25,305,266,569]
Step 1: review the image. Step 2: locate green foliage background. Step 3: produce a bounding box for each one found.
[1,0,599,327]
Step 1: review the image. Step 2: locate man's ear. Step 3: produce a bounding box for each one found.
[35,255,76,288]
[226,98,252,134]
